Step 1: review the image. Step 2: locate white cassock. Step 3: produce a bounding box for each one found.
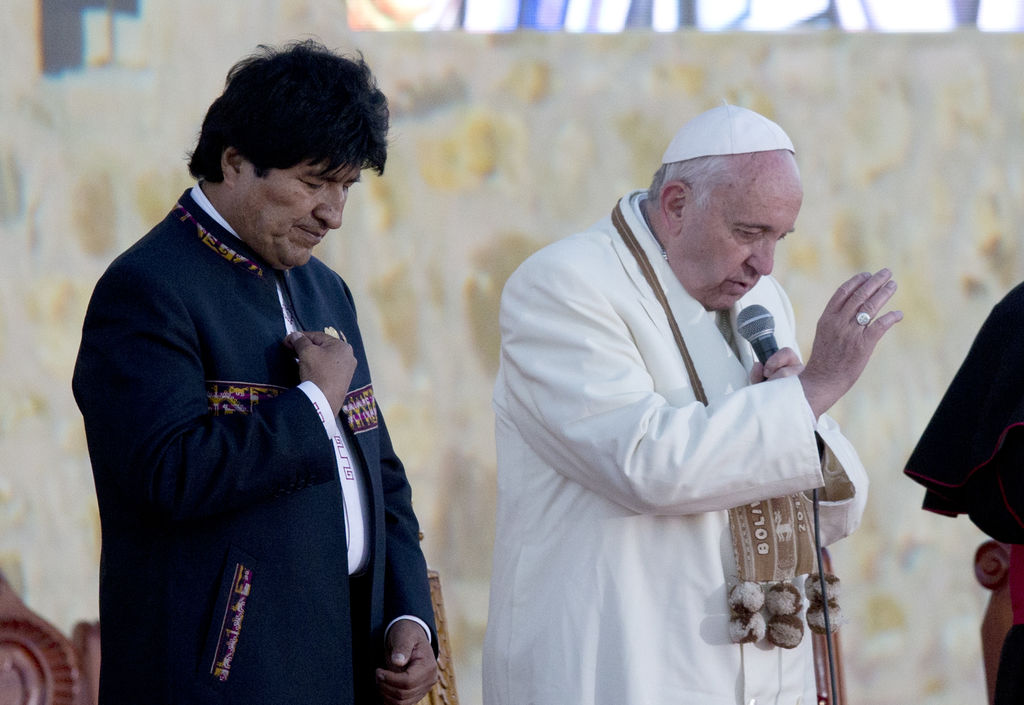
[482,190,869,705]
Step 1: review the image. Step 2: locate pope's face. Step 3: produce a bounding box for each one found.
[227,156,362,270]
[664,150,803,311]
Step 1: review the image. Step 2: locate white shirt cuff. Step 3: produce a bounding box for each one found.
[385,615,432,645]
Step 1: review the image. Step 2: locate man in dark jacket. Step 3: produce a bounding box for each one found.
[72,39,437,705]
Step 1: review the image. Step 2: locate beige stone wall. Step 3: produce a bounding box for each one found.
[3,1,1022,702]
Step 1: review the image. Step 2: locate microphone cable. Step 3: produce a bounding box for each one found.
[812,488,838,705]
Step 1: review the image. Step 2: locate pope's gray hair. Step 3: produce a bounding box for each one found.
[646,154,735,212]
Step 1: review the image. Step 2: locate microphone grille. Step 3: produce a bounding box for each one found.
[736,304,775,342]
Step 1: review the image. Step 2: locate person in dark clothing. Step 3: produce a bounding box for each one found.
[73,39,437,705]
[905,281,1024,705]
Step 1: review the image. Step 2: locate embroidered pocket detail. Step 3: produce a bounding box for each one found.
[206,382,285,415]
[210,562,253,682]
[342,383,378,434]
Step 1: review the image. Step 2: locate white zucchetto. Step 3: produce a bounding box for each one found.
[661,103,795,164]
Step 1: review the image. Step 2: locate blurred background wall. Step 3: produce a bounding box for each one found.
[3,1,1023,703]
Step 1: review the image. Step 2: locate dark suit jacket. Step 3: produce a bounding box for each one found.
[72,190,436,704]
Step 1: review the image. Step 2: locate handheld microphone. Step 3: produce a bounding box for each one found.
[736,304,779,364]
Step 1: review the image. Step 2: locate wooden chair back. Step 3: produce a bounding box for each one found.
[975,539,1013,705]
[418,569,459,705]
[0,570,93,705]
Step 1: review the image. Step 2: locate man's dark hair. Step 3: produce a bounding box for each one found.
[188,39,389,181]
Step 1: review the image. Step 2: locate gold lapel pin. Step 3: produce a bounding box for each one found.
[324,326,346,342]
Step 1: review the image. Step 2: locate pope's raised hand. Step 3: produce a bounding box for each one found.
[799,268,903,418]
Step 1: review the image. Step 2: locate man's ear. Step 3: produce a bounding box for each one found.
[660,180,691,224]
[220,147,245,185]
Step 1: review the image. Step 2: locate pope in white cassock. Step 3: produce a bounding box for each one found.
[482,105,903,705]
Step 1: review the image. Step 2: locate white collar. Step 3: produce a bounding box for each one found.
[189,183,240,239]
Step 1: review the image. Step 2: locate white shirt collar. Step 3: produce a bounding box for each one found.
[189,183,240,239]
